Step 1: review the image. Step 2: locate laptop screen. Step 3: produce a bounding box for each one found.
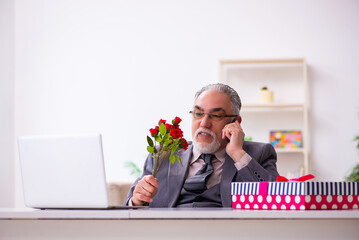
[18,134,110,209]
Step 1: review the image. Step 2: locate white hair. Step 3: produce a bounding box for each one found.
[194,83,241,115]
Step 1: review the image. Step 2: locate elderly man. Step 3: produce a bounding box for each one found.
[125,83,279,207]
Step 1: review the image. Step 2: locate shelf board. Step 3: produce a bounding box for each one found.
[275,148,306,153]
[242,104,305,110]
[219,59,306,70]
[219,58,305,65]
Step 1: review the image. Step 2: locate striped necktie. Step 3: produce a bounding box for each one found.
[183,154,214,194]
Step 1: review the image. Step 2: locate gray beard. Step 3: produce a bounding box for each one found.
[192,128,221,154]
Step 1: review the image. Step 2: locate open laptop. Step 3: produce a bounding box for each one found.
[18,134,143,209]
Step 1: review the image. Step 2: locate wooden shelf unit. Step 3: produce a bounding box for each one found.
[218,58,309,177]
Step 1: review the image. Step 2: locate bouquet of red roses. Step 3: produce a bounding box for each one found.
[147,117,188,177]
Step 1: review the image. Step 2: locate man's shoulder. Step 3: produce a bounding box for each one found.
[243,141,274,157]
[243,140,269,148]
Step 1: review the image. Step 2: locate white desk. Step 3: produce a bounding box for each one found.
[1,208,359,240]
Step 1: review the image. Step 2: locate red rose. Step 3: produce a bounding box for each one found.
[159,119,166,125]
[165,123,173,131]
[172,117,182,126]
[170,128,183,139]
[149,126,159,137]
[180,138,188,150]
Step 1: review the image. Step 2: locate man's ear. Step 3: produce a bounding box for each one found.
[236,116,242,124]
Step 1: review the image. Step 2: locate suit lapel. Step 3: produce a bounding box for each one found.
[220,154,237,207]
[168,145,193,207]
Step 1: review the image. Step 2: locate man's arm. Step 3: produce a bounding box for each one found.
[235,142,279,182]
[222,119,279,181]
[123,154,158,206]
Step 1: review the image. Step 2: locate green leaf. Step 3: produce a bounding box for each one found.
[171,145,178,153]
[155,136,162,143]
[163,133,170,141]
[169,154,176,164]
[147,136,154,147]
[159,123,167,136]
[176,155,182,165]
[147,146,154,153]
[345,164,359,182]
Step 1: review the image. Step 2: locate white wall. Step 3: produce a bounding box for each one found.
[0,0,15,207]
[1,0,359,207]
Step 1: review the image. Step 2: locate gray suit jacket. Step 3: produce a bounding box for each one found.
[125,141,279,207]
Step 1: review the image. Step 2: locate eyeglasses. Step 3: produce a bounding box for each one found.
[189,110,237,122]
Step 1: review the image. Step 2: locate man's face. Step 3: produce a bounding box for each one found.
[191,90,235,153]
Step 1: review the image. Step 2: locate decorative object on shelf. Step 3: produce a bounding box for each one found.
[270,130,302,149]
[147,117,188,177]
[259,86,273,104]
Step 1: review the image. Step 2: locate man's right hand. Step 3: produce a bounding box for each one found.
[131,175,159,206]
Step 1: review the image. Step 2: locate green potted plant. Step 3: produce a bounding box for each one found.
[124,161,142,179]
[346,136,359,182]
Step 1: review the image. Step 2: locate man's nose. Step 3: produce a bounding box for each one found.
[200,114,212,128]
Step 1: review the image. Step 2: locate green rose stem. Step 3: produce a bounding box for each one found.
[144,118,188,205]
[152,142,172,178]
